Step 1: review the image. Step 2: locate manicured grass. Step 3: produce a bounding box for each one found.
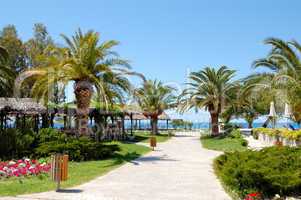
[201,135,247,152]
[0,142,150,196]
[133,131,172,143]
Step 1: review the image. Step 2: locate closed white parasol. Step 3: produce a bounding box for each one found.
[284,103,292,118]
[269,101,277,128]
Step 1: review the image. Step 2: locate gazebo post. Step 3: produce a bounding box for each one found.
[166,119,169,130]
[50,113,54,128]
[138,119,141,130]
[121,114,125,134]
[34,114,39,133]
[0,112,3,129]
[130,113,133,136]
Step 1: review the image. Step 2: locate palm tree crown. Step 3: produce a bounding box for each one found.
[251,38,301,123]
[179,66,236,135]
[134,80,176,134]
[18,29,137,135]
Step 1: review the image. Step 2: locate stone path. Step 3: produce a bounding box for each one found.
[1,132,230,200]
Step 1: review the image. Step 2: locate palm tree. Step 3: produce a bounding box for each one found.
[221,81,268,128]
[17,29,138,135]
[251,38,301,123]
[134,80,176,135]
[0,46,13,96]
[179,66,236,135]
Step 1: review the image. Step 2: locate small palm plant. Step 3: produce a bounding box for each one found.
[134,80,176,135]
[18,29,138,135]
[179,66,236,135]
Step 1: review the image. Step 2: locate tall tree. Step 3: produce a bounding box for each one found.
[0,25,27,74]
[18,29,137,136]
[179,66,236,135]
[0,46,13,96]
[25,23,54,67]
[134,80,176,135]
[251,38,301,123]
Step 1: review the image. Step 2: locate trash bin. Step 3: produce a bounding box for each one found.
[150,136,157,150]
[51,154,69,191]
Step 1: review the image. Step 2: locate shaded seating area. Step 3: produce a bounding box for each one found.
[124,110,171,133]
[0,98,46,132]
[0,98,172,141]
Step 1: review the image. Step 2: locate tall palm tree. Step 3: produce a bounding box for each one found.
[134,80,176,135]
[251,38,301,123]
[0,46,13,96]
[179,66,236,135]
[17,29,138,135]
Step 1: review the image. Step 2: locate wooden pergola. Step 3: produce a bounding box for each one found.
[124,110,171,134]
[0,98,46,131]
[0,98,171,140]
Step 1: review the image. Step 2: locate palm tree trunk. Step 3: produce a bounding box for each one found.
[74,80,93,136]
[210,112,219,136]
[247,120,253,128]
[151,116,159,135]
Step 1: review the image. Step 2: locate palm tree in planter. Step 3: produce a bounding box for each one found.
[179,66,236,135]
[134,80,176,135]
[18,29,136,136]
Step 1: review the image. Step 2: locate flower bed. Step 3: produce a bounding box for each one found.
[253,128,301,147]
[0,159,51,178]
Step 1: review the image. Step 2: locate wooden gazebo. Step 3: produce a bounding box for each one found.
[124,109,171,133]
[0,98,46,131]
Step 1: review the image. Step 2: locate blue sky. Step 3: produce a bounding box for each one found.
[1,0,300,121]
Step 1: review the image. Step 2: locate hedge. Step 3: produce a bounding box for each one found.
[215,147,301,198]
[253,128,301,140]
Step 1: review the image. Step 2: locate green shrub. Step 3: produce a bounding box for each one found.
[240,138,248,146]
[37,128,67,143]
[229,129,242,139]
[215,147,301,198]
[35,136,120,161]
[0,128,35,160]
[253,128,301,140]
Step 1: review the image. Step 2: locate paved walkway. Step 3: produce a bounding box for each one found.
[2,132,230,200]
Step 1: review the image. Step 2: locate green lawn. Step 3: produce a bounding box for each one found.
[0,142,150,196]
[201,135,247,152]
[133,131,172,143]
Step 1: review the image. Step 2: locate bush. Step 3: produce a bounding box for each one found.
[239,138,248,146]
[0,128,35,160]
[215,147,301,198]
[37,128,67,143]
[253,128,301,140]
[229,129,242,139]
[35,137,120,161]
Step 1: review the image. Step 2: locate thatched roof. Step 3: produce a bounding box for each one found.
[125,112,170,120]
[0,98,46,114]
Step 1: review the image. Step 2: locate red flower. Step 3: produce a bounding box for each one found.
[245,192,261,200]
